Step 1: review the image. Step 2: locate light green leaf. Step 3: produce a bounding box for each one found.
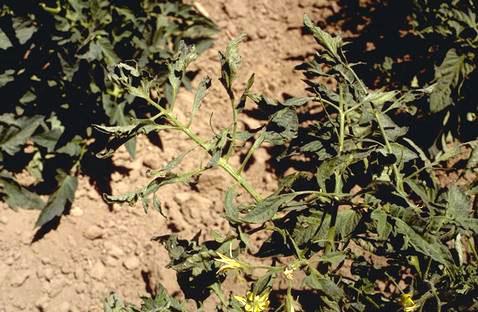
[0,29,13,49]
[190,76,211,125]
[13,17,37,44]
[0,69,15,87]
[363,90,398,106]
[97,37,120,65]
[219,33,246,97]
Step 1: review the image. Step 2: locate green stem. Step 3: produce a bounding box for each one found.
[145,97,262,202]
[238,131,265,174]
[325,86,346,255]
[374,111,404,192]
[226,96,238,160]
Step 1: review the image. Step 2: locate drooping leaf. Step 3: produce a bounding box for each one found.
[446,186,478,232]
[253,271,274,295]
[393,217,453,266]
[0,115,43,155]
[35,174,78,228]
[224,187,241,224]
[0,173,44,210]
[190,76,212,125]
[283,96,315,107]
[430,49,474,112]
[264,108,299,145]
[304,270,344,302]
[94,119,157,158]
[335,209,361,239]
[241,194,296,224]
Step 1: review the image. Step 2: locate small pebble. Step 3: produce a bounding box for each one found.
[83,225,104,240]
[123,256,140,271]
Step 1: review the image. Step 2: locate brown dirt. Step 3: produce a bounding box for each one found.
[0,1,339,311]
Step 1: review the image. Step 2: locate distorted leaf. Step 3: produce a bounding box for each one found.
[304,15,343,59]
[264,108,298,145]
[190,76,212,125]
[219,33,246,97]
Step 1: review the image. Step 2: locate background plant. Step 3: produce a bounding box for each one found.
[0,0,216,228]
[102,15,478,311]
[408,0,477,148]
[330,0,477,153]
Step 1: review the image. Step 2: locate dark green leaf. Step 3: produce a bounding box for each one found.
[304,271,344,301]
[264,108,299,145]
[335,209,361,239]
[283,96,315,107]
[0,173,44,210]
[393,217,453,266]
[36,174,78,228]
[430,49,474,112]
[253,271,273,295]
[241,194,296,224]
[0,115,43,155]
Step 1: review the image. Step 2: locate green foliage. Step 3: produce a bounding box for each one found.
[100,15,478,311]
[398,0,476,146]
[0,1,216,227]
[411,0,477,112]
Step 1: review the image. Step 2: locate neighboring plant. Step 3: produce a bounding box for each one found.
[373,0,477,149]
[102,16,478,311]
[410,0,477,114]
[411,0,478,150]
[0,0,216,227]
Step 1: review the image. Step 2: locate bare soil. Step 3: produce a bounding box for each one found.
[0,1,339,311]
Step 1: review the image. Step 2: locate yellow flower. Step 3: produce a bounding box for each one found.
[400,293,419,312]
[283,260,301,281]
[234,290,270,312]
[214,252,243,274]
[283,267,294,281]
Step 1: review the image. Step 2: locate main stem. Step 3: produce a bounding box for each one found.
[325,86,346,255]
[146,97,262,202]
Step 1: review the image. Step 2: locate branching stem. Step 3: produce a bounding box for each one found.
[145,96,262,202]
